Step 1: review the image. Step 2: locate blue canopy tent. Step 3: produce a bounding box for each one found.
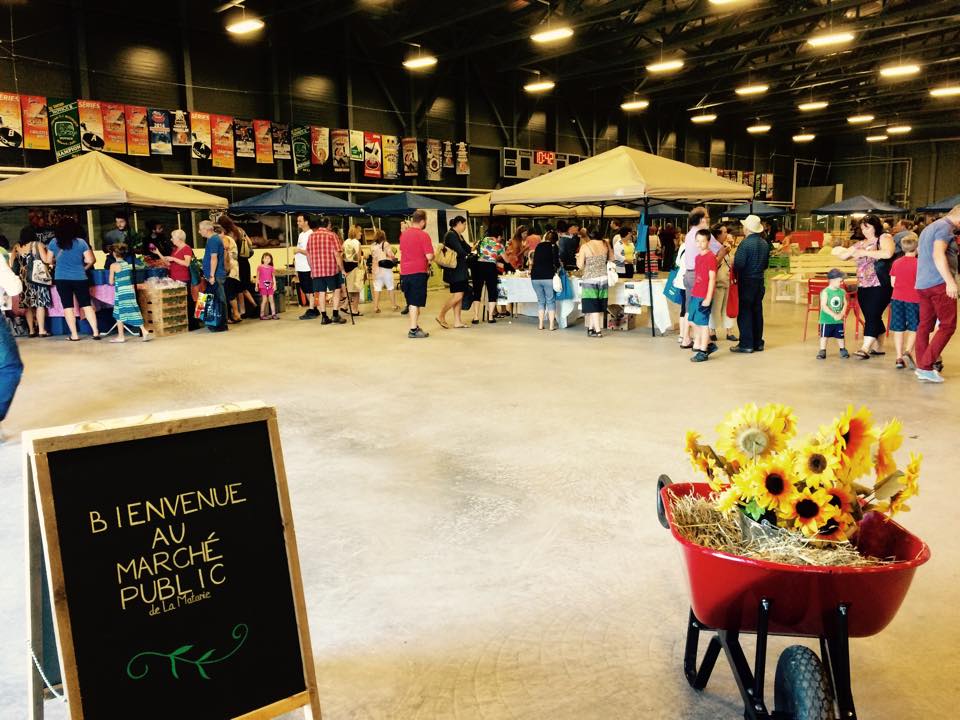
[642,202,689,217]
[361,191,459,217]
[917,193,960,213]
[811,195,905,215]
[723,201,789,218]
[229,183,362,215]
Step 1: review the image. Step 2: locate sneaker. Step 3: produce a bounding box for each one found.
[691,350,709,363]
[408,327,429,339]
[299,309,318,320]
[709,333,718,342]
[333,314,347,324]
[895,358,905,369]
[839,348,850,359]
[916,369,944,383]
[705,342,718,355]
[816,350,826,360]
[320,315,332,325]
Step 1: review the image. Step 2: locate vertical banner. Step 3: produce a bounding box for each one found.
[310,126,328,165]
[171,110,191,146]
[363,131,382,179]
[0,92,24,149]
[292,126,310,175]
[125,105,149,156]
[271,122,291,160]
[443,140,454,169]
[48,98,82,162]
[211,114,235,169]
[382,135,398,179]
[147,108,173,155]
[425,138,442,181]
[234,118,254,158]
[253,119,273,164]
[456,141,470,176]
[190,111,212,160]
[349,130,364,162]
[20,95,49,150]
[331,129,350,173]
[402,137,418,177]
[78,100,104,151]
[101,102,126,153]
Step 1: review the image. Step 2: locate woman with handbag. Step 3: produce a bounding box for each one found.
[437,216,471,329]
[577,226,614,338]
[370,229,399,313]
[8,227,53,337]
[217,215,256,320]
[708,223,738,343]
[342,225,365,316]
[530,230,561,330]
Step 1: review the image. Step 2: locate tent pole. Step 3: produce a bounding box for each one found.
[644,198,655,337]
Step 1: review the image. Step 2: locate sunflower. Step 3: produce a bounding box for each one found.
[875,419,903,480]
[716,403,793,467]
[794,436,841,488]
[771,404,799,443]
[788,487,841,537]
[823,484,857,528]
[885,452,922,516]
[715,486,742,513]
[820,406,876,481]
[746,453,799,515]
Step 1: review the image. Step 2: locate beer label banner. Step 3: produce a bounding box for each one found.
[443,140,454,169]
[253,120,273,164]
[310,126,328,165]
[234,118,254,158]
[272,122,291,160]
[211,114,235,169]
[349,130,364,162]
[382,135,398,179]
[171,110,191,146]
[101,102,126,154]
[20,95,49,150]
[190,111,212,160]
[0,92,24,149]
[332,129,349,173]
[125,106,149,156]
[456,141,470,176]
[292,126,310,175]
[425,138,442,181]
[148,108,172,156]
[402,137,418,177]
[363,132,382,179]
[77,100,104,152]
[48,99,82,162]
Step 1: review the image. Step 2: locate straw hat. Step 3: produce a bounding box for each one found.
[743,214,764,234]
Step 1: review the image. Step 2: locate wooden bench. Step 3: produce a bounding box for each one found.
[788,254,856,278]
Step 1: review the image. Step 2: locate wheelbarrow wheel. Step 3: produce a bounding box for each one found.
[773,645,837,720]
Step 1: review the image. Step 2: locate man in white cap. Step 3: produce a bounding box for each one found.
[731,214,770,353]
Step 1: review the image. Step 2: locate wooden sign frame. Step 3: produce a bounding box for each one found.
[24,402,322,720]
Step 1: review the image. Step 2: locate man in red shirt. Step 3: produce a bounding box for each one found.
[306,216,346,325]
[399,209,435,338]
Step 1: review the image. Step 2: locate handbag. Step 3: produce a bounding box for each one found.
[663,267,683,305]
[435,243,458,269]
[726,272,740,318]
[30,246,52,286]
[195,292,209,320]
[606,260,619,288]
[552,270,563,293]
[556,268,574,301]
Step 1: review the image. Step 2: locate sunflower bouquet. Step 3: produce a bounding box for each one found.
[685,403,921,544]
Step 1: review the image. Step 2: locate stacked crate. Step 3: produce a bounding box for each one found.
[135,284,188,337]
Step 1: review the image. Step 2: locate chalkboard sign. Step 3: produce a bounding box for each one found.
[25,403,321,720]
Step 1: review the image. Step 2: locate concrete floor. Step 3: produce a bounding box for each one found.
[1,295,957,719]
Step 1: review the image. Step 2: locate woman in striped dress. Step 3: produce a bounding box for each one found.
[577,227,613,338]
[108,244,151,343]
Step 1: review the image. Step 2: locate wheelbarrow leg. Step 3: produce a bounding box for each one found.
[822,603,858,719]
[684,609,722,690]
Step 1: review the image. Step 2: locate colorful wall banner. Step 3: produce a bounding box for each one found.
[101,102,126,154]
[211,114,235,169]
[272,122,291,160]
[234,118,254,158]
[456,141,470,175]
[292,126,310,175]
[48,99,82,162]
[349,130,364,161]
[363,132,382,179]
[332,129,350,173]
[77,100,104,152]
[171,110,191,146]
[382,135,398,179]
[147,108,172,155]
[402,137,418,177]
[125,105,149,156]
[443,140,454,169]
[425,138,442,181]
[190,111,211,160]
[0,92,23,149]
[20,95,49,150]
[310,126,328,165]
[253,119,273,164]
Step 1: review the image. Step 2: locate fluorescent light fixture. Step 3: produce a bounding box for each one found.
[524,79,555,93]
[647,59,685,73]
[887,125,912,135]
[746,123,771,134]
[620,99,650,111]
[847,114,875,124]
[851,212,867,219]
[793,133,816,142]
[531,26,574,43]
[225,7,265,34]
[709,0,750,4]
[930,86,960,97]
[807,31,855,48]
[402,54,438,70]
[866,135,888,142]
[798,101,828,111]
[880,63,920,78]
[691,113,717,124]
[736,83,769,96]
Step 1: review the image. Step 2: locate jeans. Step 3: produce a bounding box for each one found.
[0,318,24,420]
[916,283,957,371]
[737,277,765,350]
[531,279,557,312]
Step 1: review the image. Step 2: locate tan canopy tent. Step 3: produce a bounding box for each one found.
[489,145,752,206]
[457,192,640,218]
[0,151,227,209]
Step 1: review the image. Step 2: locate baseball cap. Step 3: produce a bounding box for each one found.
[827,268,844,280]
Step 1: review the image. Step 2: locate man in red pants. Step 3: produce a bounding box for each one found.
[914,204,959,383]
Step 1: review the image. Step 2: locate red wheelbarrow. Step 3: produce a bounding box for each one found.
[657,477,930,720]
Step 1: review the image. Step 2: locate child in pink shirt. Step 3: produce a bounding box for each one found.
[258,253,277,320]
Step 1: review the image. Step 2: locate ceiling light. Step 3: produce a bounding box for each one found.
[709,0,749,4]
[930,86,960,97]
[847,114,875,124]
[225,7,264,34]
[866,135,888,142]
[807,31,855,48]
[880,63,920,78]
[691,113,717,124]
[736,83,769,96]
[647,59,685,73]
[402,44,438,70]
[793,133,815,142]
[524,79,555,93]
[746,123,771,134]
[798,101,828,111]
[531,26,574,43]
[620,98,650,111]
[887,125,912,135]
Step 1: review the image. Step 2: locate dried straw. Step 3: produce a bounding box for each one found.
[668,492,889,567]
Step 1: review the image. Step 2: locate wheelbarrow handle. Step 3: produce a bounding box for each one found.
[656,474,673,529]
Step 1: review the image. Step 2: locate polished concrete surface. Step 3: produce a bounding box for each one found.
[1,295,957,719]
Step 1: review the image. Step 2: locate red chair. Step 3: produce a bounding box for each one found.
[845,286,863,340]
[803,278,829,341]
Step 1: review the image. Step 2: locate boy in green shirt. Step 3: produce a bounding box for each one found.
[817,268,850,359]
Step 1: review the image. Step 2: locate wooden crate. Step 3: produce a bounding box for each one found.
[136,285,188,336]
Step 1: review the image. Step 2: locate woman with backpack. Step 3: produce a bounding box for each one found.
[8,227,53,337]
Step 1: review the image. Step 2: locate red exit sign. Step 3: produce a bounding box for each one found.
[534,150,555,166]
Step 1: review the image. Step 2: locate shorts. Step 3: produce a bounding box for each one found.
[689,295,711,326]
[890,299,919,332]
[297,271,313,294]
[311,274,341,293]
[472,261,499,302]
[54,279,92,309]
[820,323,845,339]
[373,268,395,291]
[449,279,469,294]
[402,272,428,308]
[225,277,241,300]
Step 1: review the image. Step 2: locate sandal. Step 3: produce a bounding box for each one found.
[679,342,693,350]
[903,352,916,370]
[895,358,905,369]
[28,331,38,338]
[869,349,886,356]
[435,317,449,329]
[854,350,870,360]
